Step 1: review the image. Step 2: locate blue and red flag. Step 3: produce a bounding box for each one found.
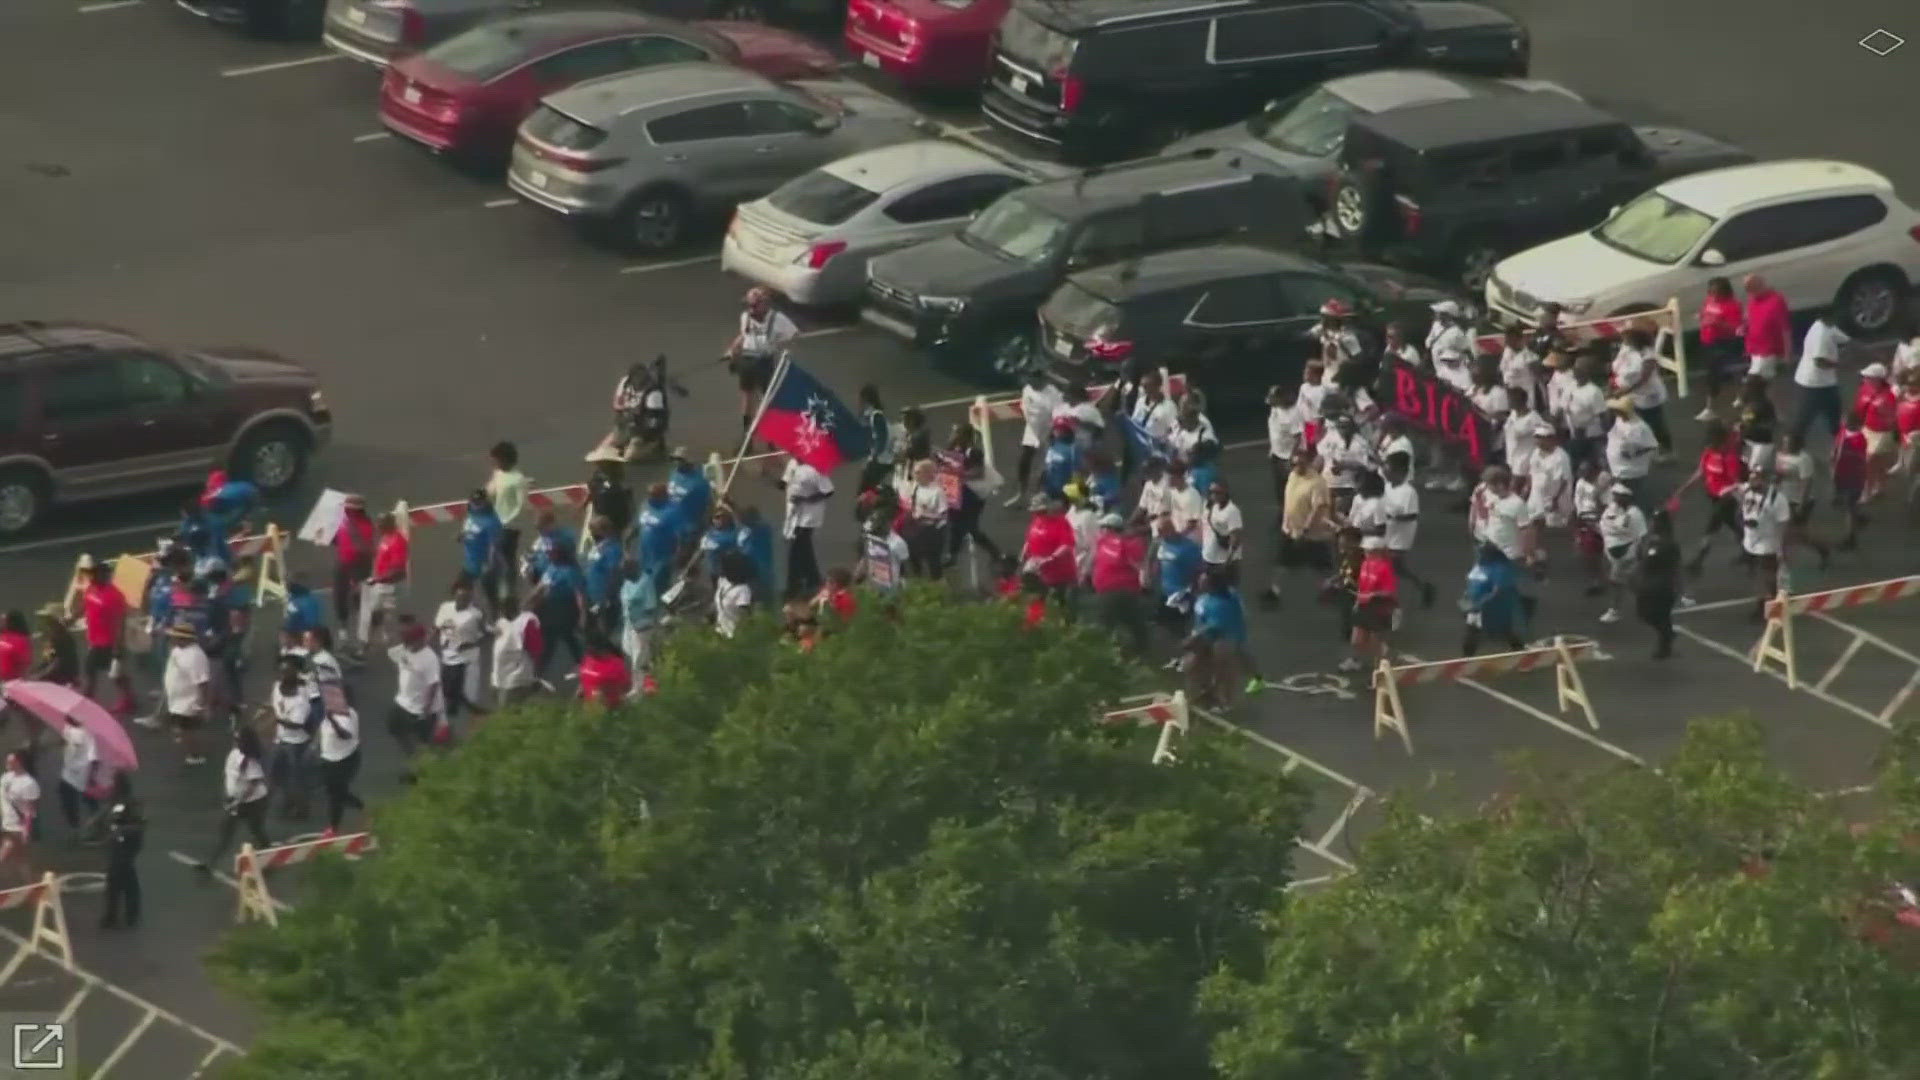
[752,358,870,473]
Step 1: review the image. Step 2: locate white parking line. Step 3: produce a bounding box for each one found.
[1394,650,1645,766]
[796,325,857,339]
[619,254,720,275]
[1671,624,1889,728]
[482,197,518,209]
[220,53,347,78]
[78,0,142,11]
[166,850,295,911]
[0,518,173,556]
[353,131,392,143]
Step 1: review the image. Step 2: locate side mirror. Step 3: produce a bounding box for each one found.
[1698,248,1727,267]
[810,114,839,134]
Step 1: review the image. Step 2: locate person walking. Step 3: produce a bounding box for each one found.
[1200,481,1244,586]
[1855,362,1898,500]
[1604,400,1659,505]
[1734,373,1778,476]
[583,516,625,634]
[331,495,376,653]
[0,611,30,687]
[529,546,588,681]
[1271,448,1334,602]
[713,550,757,639]
[1266,384,1305,504]
[458,490,507,614]
[486,441,531,593]
[1773,433,1831,567]
[0,750,37,885]
[1089,515,1148,654]
[1008,369,1064,506]
[1830,412,1869,550]
[1611,325,1672,457]
[1020,493,1079,605]
[777,455,833,600]
[1380,453,1435,607]
[306,690,362,840]
[358,513,409,654]
[1186,569,1260,704]
[1597,484,1648,624]
[1460,544,1526,656]
[433,578,488,722]
[490,596,542,707]
[618,560,660,691]
[1737,466,1794,619]
[161,622,211,765]
[264,655,317,820]
[942,423,1003,569]
[1791,309,1849,451]
[1743,275,1791,380]
[196,727,270,873]
[577,632,632,707]
[901,459,950,579]
[1341,537,1398,674]
[79,561,134,715]
[1696,277,1745,419]
[29,610,78,689]
[1635,508,1682,659]
[387,619,443,772]
[93,773,143,929]
[1676,420,1746,575]
[55,715,98,841]
[586,459,635,545]
[857,384,895,494]
[727,286,797,443]
[1123,370,1180,481]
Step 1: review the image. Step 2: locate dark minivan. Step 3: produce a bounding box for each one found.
[861,150,1315,380]
[982,0,1530,163]
[0,322,331,536]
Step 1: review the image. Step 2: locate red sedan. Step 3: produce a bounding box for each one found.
[381,10,838,162]
[843,0,1010,92]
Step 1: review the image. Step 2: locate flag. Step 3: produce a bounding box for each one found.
[1120,413,1173,463]
[752,358,870,472]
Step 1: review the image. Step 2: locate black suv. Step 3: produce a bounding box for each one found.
[982,0,1530,164]
[1328,90,1751,287]
[862,150,1314,380]
[1037,243,1463,410]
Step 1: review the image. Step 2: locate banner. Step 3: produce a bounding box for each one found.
[1384,360,1497,467]
[863,534,899,592]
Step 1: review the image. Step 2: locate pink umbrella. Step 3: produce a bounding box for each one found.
[3,681,139,773]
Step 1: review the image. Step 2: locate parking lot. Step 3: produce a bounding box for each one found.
[4,0,1920,1070]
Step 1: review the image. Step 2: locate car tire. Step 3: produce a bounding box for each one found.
[982,324,1034,386]
[1834,268,1910,337]
[231,422,310,494]
[0,468,50,538]
[1328,178,1382,244]
[611,187,692,256]
[1455,240,1505,293]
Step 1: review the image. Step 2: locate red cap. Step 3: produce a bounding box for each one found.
[1319,299,1350,318]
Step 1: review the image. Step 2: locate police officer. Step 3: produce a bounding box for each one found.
[95,773,143,930]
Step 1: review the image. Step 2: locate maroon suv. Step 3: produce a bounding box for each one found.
[0,322,332,536]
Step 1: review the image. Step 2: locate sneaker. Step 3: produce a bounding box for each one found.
[1161,657,1183,672]
[1693,407,1716,422]
[1244,677,1264,696]
[320,827,337,841]
[1598,608,1621,624]
[1678,594,1697,608]
[133,715,164,730]
[184,755,207,766]
[1336,657,1363,673]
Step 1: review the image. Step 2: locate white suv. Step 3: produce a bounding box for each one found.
[1486,160,1920,336]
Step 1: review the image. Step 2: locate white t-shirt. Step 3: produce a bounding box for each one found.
[1434,357,1475,395]
[1599,502,1647,553]
[1131,394,1179,443]
[1165,484,1206,537]
[1020,383,1063,448]
[1483,493,1529,559]
[1606,417,1659,479]
[492,613,538,691]
[1563,382,1607,437]
[1136,477,1170,521]
[1069,507,1100,579]
[1377,433,1415,472]
[906,481,948,524]
[714,580,753,638]
[1429,324,1471,368]
[1892,339,1920,383]
[0,772,40,834]
[738,308,797,357]
[163,643,210,717]
[389,644,442,716]
[1502,411,1539,470]
[1575,474,1610,523]
[1612,345,1669,409]
[434,602,487,667]
[223,749,268,805]
[1202,500,1243,564]
[320,709,360,762]
[1317,430,1366,490]
[1381,482,1420,551]
[270,682,314,746]
[1296,382,1329,423]
[1347,493,1386,536]
[1267,403,1305,461]
[1500,347,1539,400]
[1774,450,1814,506]
[1546,369,1576,420]
[781,460,833,535]
[1472,384,1510,421]
[1794,321,1849,389]
[60,725,97,790]
[1526,448,1574,528]
[1739,484,1792,556]
[1167,423,1212,463]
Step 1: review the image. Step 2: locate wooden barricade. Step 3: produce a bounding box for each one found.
[0,874,73,982]
[1372,637,1601,754]
[1102,691,1189,765]
[1753,576,1920,688]
[235,832,377,927]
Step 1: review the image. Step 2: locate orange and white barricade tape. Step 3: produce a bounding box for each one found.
[1476,297,1688,399]
[59,526,290,618]
[393,484,590,535]
[1371,637,1601,754]
[234,832,377,926]
[1101,691,1189,765]
[1754,576,1920,689]
[0,874,74,981]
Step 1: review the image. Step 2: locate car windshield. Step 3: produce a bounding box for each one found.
[768,170,880,226]
[1592,191,1717,265]
[960,195,1068,263]
[1250,87,1360,158]
[425,23,542,82]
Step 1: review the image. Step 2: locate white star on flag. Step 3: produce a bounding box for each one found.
[794,394,836,455]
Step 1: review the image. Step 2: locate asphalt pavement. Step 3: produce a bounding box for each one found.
[1,0,1918,1072]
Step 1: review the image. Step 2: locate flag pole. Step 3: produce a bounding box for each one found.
[721,351,792,500]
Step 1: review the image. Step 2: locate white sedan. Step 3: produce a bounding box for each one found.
[722,140,1034,306]
[1486,159,1920,336]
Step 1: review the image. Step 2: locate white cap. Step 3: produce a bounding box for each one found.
[1361,535,1388,551]
[1430,300,1463,318]
[1863,362,1889,380]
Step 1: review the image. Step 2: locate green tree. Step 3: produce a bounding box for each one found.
[1205,714,1920,1080]
[213,591,1305,1079]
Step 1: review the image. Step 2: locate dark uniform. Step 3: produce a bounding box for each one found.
[100,799,144,929]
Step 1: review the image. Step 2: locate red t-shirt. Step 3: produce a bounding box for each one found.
[82,583,128,648]
[1700,445,1743,499]
[1896,395,1920,439]
[818,586,856,622]
[1833,430,1869,488]
[1090,533,1145,593]
[1856,383,1897,433]
[372,531,410,581]
[0,631,29,680]
[577,654,631,706]
[334,511,375,565]
[1744,290,1790,357]
[1356,555,1398,604]
[1022,513,1077,589]
[1698,294,1742,346]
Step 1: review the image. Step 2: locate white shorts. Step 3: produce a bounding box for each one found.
[356,581,399,641]
[1747,354,1780,378]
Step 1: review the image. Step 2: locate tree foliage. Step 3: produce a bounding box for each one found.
[1205,715,1920,1080]
[213,591,1306,1080]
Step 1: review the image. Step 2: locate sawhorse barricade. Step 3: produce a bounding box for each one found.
[1753,576,1920,689]
[1371,637,1601,754]
[59,526,291,619]
[1101,691,1189,765]
[391,484,591,573]
[235,832,377,926]
[0,874,74,982]
[1475,296,1689,399]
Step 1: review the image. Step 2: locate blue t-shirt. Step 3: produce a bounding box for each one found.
[636,501,683,574]
[146,576,174,622]
[540,563,585,609]
[667,468,711,538]
[283,591,323,633]
[621,574,660,632]
[1465,558,1522,633]
[1088,470,1125,514]
[585,537,624,606]
[523,527,577,580]
[207,481,258,534]
[738,522,775,591]
[700,525,740,578]
[1155,536,1201,600]
[1193,589,1248,645]
[1042,441,1079,498]
[459,510,503,577]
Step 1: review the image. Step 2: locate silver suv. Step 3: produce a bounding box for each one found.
[508,63,930,254]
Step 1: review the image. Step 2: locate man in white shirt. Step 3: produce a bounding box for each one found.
[317,707,364,836]
[387,618,442,768]
[1499,325,1540,406]
[1560,360,1609,468]
[161,623,212,766]
[1135,457,1171,525]
[1380,453,1435,607]
[1317,413,1369,510]
[728,286,797,440]
[1791,310,1849,451]
[1738,469,1794,618]
[267,655,318,820]
[1427,301,1475,394]
[1164,462,1206,540]
[1597,485,1648,623]
[1129,370,1179,459]
[0,751,40,877]
[433,579,488,720]
[490,596,540,706]
[1010,370,1064,507]
[777,457,833,600]
[713,551,755,638]
[1315,300,1364,380]
[1477,465,1531,563]
[1604,400,1659,502]
[1200,482,1244,579]
[1525,424,1575,537]
[1266,384,1305,504]
[1611,328,1671,458]
[56,717,99,838]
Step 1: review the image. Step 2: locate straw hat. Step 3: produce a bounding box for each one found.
[1606,397,1635,414]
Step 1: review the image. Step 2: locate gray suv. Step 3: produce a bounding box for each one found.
[507,63,929,253]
